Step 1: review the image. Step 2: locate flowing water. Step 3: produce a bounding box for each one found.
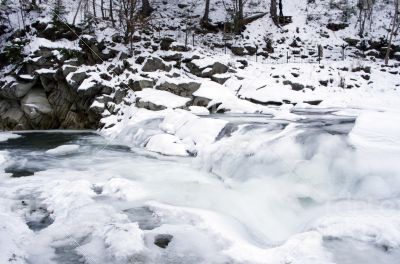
[1,111,400,264]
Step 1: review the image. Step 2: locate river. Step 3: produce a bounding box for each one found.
[1,110,400,264]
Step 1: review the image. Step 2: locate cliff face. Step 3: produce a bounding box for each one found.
[0,23,124,130]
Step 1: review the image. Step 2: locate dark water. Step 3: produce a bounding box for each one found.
[0,131,130,177]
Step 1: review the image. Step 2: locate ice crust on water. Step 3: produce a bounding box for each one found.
[45,144,80,155]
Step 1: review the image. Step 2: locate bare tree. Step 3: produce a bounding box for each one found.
[119,0,149,52]
[222,0,247,33]
[183,0,199,49]
[385,0,400,64]
[356,0,375,37]
[72,0,83,25]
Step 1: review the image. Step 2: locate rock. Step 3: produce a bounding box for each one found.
[319,80,329,86]
[237,59,248,69]
[291,72,300,78]
[154,234,173,249]
[156,81,201,97]
[160,53,183,62]
[344,37,359,47]
[0,79,36,99]
[192,95,211,108]
[142,57,171,72]
[361,74,370,80]
[160,37,174,51]
[135,56,146,65]
[129,79,154,91]
[211,62,229,75]
[231,46,246,56]
[113,89,128,104]
[187,60,229,77]
[62,65,78,77]
[0,99,30,130]
[100,73,112,81]
[244,45,257,55]
[111,33,123,43]
[211,73,230,84]
[170,43,187,52]
[39,73,57,92]
[283,80,304,91]
[135,98,167,111]
[89,100,105,116]
[327,23,349,31]
[303,100,322,105]
[21,88,56,129]
[67,71,89,89]
[258,52,269,58]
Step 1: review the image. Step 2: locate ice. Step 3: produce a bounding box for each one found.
[0,132,21,142]
[145,134,189,156]
[45,144,80,155]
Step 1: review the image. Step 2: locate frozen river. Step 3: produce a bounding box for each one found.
[1,111,400,264]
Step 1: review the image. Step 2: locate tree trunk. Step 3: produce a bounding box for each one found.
[385,0,399,65]
[202,0,210,22]
[101,0,105,18]
[270,0,277,25]
[73,0,83,25]
[238,0,243,20]
[278,0,283,17]
[141,0,153,17]
[92,0,96,18]
[110,0,114,26]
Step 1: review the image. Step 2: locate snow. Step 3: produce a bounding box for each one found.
[135,89,191,109]
[145,133,189,156]
[189,106,210,115]
[349,111,400,152]
[24,37,80,54]
[45,144,80,155]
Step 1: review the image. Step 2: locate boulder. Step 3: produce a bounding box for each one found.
[231,46,246,56]
[211,73,230,84]
[327,23,349,31]
[156,81,201,97]
[67,71,89,90]
[160,37,174,51]
[283,80,304,91]
[244,45,257,55]
[0,99,30,130]
[0,79,36,99]
[142,57,171,72]
[129,78,154,91]
[344,37,359,47]
[187,60,229,77]
[160,53,183,62]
